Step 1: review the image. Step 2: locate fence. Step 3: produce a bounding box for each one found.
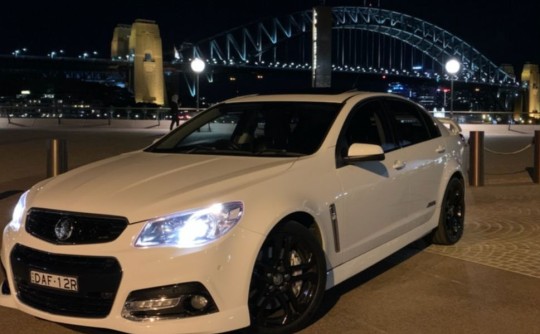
[2,107,539,125]
[0,105,201,125]
[469,130,540,186]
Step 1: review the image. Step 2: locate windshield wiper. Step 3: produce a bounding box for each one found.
[254,149,305,157]
[178,145,217,153]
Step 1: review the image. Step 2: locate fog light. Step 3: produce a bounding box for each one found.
[122,282,218,321]
[190,295,208,310]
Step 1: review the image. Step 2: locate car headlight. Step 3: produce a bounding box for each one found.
[135,201,243,248]
[9,191,29,231]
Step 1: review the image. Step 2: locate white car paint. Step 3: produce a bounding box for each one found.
[1,91,466,334]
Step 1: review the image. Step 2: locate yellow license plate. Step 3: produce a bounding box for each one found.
[30,270,78,292]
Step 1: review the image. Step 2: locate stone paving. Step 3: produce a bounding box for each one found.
[427,182,540,279]
[427,124,540,279]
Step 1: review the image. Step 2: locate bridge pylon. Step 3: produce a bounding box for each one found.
[112,20,166,106]
[130,19,165,106]
[111,24,131,59]
[521,63,540,120]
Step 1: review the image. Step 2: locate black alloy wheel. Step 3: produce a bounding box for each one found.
[432,177,465,245]
[247,221,326,334]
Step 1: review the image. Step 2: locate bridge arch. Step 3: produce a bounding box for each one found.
[181,6,514,86]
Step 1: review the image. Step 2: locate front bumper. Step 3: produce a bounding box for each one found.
[1,221,263,334]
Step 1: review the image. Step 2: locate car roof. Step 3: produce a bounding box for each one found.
[222,91,396,104]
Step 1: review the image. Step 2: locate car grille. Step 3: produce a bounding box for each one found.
[10,244,122,318]
[25,208,128,245]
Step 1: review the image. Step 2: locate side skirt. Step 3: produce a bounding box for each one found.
[325,222,436,290]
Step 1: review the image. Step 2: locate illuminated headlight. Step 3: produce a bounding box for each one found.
[8,191,28,231]
[135,201,243,248]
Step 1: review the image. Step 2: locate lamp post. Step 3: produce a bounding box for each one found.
[445,58,461,119]
[190,58,205,112]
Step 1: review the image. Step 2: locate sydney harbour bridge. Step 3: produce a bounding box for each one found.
[178,6,514,86]
[134,5,528,114]
[2,6,536,115]
[162,6,524,115]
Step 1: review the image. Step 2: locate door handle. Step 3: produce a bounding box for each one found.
[436,145,446,153]
[393,160,406,170]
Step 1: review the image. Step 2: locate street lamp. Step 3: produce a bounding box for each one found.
[12,48,28,57]
[190,58,205,111]
[445,58,461,119]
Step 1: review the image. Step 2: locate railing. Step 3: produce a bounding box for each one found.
[0,105,202,124]
[1,106,538,125]
[430,110,540,125]
[3,107,538,130]
[468,130,540,186]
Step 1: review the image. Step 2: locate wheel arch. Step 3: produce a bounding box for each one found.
[273,211,324,248]
[432,171,466,245]
[436,170,465,213]
[450,170,465,184]
[439,166,465,198]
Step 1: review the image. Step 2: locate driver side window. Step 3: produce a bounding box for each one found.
[343,100,396,153]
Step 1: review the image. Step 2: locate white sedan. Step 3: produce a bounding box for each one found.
[1,91,466,334]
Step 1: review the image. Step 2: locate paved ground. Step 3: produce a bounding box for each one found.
[425,124,540,280]
[0,122,539,333]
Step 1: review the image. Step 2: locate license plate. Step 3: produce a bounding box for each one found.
[30,270,78,292]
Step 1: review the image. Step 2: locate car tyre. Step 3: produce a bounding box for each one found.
[247,221,326,334]
[432,177,465,245]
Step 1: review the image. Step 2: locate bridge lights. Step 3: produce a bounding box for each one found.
[445,58,461,118]
[12,48,28,57]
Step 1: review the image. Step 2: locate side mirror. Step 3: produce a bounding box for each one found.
[344,143,385,163]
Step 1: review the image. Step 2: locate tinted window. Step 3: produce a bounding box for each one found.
[336,100,397,166]
[384,99,440,147]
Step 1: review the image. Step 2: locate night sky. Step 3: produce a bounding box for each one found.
[1,0,539,72]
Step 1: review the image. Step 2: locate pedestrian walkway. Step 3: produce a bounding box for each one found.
[433,123,540,279]
[427,183,540,279]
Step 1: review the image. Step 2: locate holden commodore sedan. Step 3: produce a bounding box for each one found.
[1,91,466,334]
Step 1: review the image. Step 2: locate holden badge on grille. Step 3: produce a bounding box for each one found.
[54,217,76,241]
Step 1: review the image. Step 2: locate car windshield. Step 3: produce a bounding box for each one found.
[146,101,341,156]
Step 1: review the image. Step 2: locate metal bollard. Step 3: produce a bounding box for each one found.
[469,131,484,187]
[534,131,540,184]
[47,138,67,177]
